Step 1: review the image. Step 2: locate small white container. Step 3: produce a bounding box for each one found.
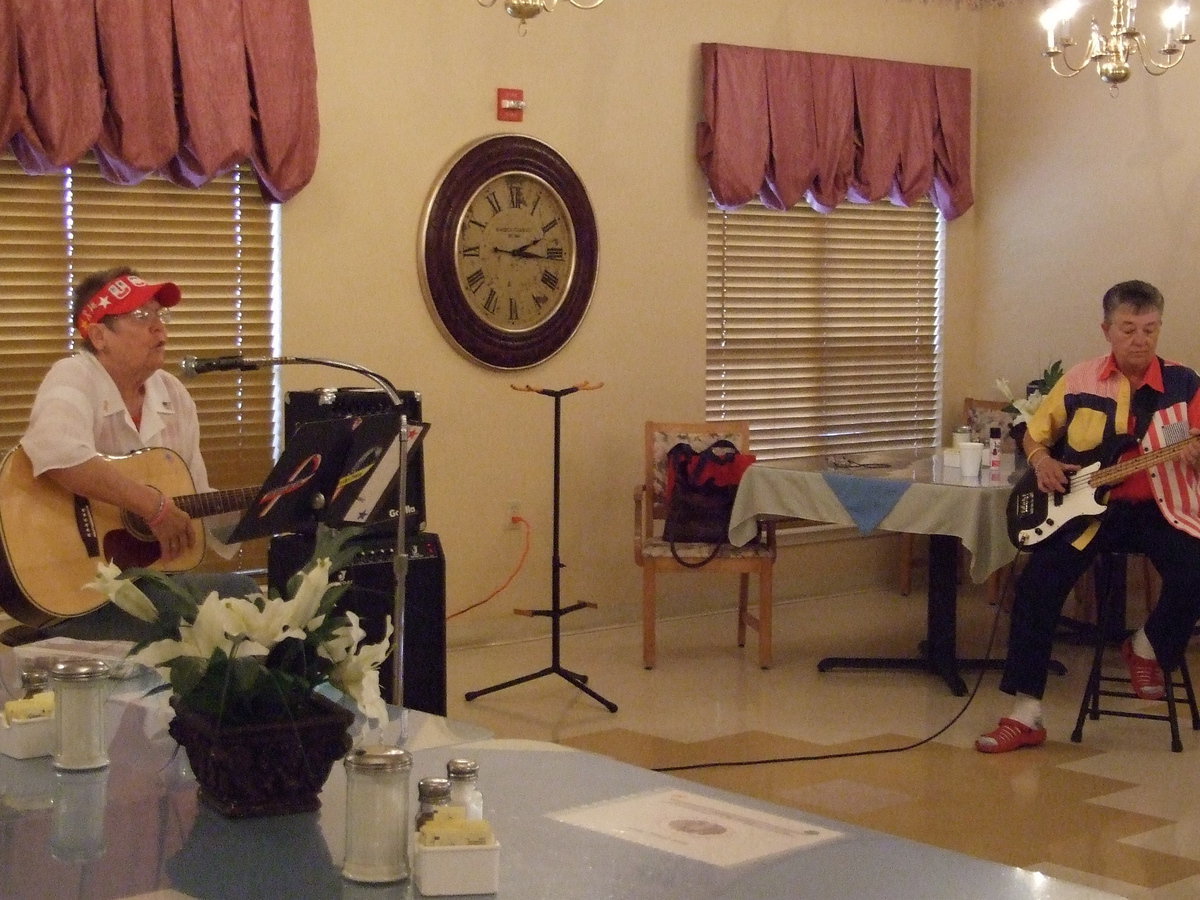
[0,714,55,759]
[958,441,985,478]
[414,841,500,896]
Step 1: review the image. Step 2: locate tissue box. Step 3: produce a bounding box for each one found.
[0,714,55,760]
[414,840,500,896]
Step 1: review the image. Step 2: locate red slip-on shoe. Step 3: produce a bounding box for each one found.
[975,717,1047,753]
[1121,638,1165,700]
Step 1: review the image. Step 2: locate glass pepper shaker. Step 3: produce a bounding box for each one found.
[342,744,413,883]
[446,757,484,820]
[21,667,49,698]
[49,659,110,771]
[415,776,453,832]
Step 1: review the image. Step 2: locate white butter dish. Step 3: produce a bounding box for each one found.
[0,714,55,760]
[414,840,500,896]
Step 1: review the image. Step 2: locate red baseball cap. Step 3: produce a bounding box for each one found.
[77,274,182,338]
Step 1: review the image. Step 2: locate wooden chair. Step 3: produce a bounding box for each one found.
[634,421,776,669]
[898,398,1016,601]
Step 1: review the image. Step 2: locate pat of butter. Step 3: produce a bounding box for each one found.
[4,691,54,723]
[419,809,495,847]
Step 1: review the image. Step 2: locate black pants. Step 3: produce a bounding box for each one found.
[1001,501,1200,699]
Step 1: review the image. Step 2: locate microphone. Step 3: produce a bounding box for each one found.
[179,355,284,378]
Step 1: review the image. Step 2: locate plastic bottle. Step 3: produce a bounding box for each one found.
[988,426,1002,471]
[446,757,484,821]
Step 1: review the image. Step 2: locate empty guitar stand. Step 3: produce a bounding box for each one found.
[465,382,617,712]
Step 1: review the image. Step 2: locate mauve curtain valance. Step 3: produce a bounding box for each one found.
[696,43,973,221]
[0,0,318,203]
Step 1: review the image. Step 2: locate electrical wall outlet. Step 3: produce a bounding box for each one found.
[507,502,521,529]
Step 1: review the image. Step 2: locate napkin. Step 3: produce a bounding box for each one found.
[822,473,910,534]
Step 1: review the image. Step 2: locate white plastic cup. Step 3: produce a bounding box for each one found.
[959,441,984,477]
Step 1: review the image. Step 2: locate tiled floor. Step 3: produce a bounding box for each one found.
[444,584,1200,899]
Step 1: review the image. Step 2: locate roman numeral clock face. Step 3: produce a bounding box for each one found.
[420,135,598,370]
[456,173,575,335]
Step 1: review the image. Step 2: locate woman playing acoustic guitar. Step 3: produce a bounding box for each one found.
[3,267,256,643]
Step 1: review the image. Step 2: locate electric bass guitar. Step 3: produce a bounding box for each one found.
[0,445,258,626]
[1006,434,1200,548]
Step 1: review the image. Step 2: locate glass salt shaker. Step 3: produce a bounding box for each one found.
[49,659,110,771]
[21,667,49,698]
[415,776,452,832]
[447,757,484,820]
[342,744,412,883]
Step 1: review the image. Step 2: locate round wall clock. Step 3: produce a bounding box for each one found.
[419,134,599,370]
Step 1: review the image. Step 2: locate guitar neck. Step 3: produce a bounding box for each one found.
[1090,434,1200,488]
[174,487,259,520]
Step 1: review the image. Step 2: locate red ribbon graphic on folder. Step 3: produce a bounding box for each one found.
[254,454,322,518]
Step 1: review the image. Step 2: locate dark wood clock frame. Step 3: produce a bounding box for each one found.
[419,134,599,370]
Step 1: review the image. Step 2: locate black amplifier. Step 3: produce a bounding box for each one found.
[283,387,427,534]
[267,530,447,717]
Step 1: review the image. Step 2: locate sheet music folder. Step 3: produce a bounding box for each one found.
[226,412,429,543]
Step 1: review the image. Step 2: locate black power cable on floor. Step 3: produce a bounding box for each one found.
[652,584,1011,773]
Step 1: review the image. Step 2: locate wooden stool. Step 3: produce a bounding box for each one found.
[1070,552,1200,753]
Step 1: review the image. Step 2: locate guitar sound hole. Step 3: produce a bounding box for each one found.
[121,511,154,543]
[103,529,162,569]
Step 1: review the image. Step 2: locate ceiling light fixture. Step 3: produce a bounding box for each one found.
[1039,1,1192,90]
[478,0,605,35]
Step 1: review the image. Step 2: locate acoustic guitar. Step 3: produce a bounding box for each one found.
[0,445,258,626]
[1006,434,1200,548]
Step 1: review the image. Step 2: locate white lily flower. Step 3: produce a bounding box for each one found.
[288,558,334,627]
[995,377,1015,404]
[322,611,391,724]
[90,529,392,724]
[85,561,158,622]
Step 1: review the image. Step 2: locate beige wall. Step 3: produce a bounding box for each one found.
[975,6,1200,391]
[280,0,988,647]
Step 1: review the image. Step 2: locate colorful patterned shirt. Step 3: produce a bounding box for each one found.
[1026,353,1200,544]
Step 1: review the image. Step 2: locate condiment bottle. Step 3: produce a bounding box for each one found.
[952,425,971,449]
[989,426,1003,471]
[342,744,412,883]
[446,757,484,821]
[21,667,49,698]
[415,776,452,832]
[49,659,110,771]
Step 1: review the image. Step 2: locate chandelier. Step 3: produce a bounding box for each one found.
[1039,1,1193,86]
[478,0,605,34]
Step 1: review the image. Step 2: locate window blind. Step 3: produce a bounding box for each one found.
[0,153,277,568]
[706,197,943,460]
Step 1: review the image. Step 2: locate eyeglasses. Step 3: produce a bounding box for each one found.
[827,456,892,469]
[121,306,172,326]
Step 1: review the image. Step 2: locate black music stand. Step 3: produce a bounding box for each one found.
[225,417,358,543]
[465,382,617,712]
